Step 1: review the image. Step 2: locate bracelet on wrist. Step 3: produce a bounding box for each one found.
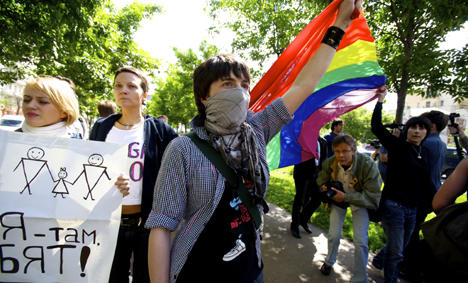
[322,26,345,49]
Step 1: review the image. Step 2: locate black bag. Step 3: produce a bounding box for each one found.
[421,202,468,276]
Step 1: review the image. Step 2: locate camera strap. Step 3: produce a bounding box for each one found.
[186,132,262,230]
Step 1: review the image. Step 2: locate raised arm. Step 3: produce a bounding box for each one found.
[282,0,362,114]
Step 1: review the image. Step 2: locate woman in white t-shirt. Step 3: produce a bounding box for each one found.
[89,66,177,283]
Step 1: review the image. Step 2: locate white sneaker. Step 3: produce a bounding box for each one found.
[223,239,246,261]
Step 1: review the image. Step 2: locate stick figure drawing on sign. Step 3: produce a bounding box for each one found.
[14,147,54,195]
[52,167,72,198]
[72,153,111,201]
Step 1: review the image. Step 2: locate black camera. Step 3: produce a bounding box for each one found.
[449,113,460,129]
[369,139,381,149]
[383,123,405,131]
[321,181,348,209]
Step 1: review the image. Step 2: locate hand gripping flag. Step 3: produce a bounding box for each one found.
[249,0,386,170]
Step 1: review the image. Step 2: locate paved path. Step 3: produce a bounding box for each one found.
[262,202,385,283]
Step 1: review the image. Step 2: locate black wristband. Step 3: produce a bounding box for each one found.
[322,26,345,49]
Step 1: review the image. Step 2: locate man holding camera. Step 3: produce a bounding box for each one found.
[448,117,468,153]
[317,134,382,283]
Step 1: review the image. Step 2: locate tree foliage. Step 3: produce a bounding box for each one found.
[208,0,328,77]
[0,0,161,118]
[365,0,468,122]
[147,41,219,127]
[320,106,394,144]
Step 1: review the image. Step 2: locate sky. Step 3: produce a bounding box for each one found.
[116,0,233,67]
[118,0,468,67]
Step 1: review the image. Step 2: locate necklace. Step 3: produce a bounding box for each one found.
[412,145,422,159]
[116,119,142,129]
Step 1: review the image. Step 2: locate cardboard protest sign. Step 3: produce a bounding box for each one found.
[0,131,128,282]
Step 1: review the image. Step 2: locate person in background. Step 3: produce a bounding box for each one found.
[448,123,468,152]
[90,66,178,283]
[157,115,168,124]
[317,135,381,282]
[18,76,82,138]
[290,136,327,238]
[398,110,448,281]
[420,111,449,191]
[146,1,362,282]
[98,99,118,118]
[371,86,435,283]
[324,118,344,158]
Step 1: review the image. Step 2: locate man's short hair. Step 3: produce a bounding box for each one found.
[332,134,357,152]
[193,54,251,119]
[420,111,449,133]
[97,100,117,117]
[157,115,168,123]
[331,118,343,131]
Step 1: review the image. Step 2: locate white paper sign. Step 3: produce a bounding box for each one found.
[0,131,128,282]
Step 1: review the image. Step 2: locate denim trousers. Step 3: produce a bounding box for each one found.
[381,199,416,283]
[325,204,370,283]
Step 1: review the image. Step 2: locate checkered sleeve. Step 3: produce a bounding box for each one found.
[145,137,189,231]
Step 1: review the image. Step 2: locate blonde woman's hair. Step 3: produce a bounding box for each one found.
[24,76,79,126]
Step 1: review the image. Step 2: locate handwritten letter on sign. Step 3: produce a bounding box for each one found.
[0,131,128,282]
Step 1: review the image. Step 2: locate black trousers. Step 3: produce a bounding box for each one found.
[109,214,150,283]
[292,160,321,226]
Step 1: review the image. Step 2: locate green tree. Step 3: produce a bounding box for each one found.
[320,106,394,144]
[208,0,328,77]
[365,1,468,123]
[147,41,219,126]
[0,1,161,118]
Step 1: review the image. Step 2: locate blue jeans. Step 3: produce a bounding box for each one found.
[325,204,369,283]
[381,200,416,283]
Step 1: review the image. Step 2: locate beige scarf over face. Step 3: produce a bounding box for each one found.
[204,88,265,200]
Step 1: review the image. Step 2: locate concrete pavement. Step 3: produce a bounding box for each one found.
[261,202,385,283]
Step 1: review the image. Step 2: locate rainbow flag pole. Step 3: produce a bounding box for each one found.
[249,0,386,170]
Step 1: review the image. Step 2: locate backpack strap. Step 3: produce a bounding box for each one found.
[186,131,261,229]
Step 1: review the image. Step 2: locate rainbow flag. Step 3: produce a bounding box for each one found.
[249,0,386,170]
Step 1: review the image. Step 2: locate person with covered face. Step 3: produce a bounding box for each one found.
[317,135,381,282]
[371,86,435,283]
[145,1,362,282]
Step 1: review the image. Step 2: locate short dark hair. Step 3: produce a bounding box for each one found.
[420,111,449,133]
[331,118,343,131]
[193,54,251,119]
[402,116,432,141]
[332,134,357,152]
[97,100,117,117]
[114,66,149,93]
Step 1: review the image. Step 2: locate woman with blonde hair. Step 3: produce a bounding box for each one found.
[18,76,82,138]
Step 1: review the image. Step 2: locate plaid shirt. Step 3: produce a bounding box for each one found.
[145,98,292,282]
